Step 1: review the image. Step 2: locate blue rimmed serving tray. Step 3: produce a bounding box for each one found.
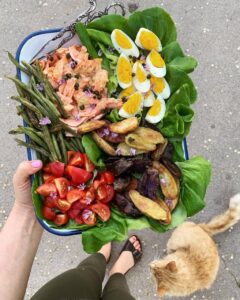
[16,28,189,236]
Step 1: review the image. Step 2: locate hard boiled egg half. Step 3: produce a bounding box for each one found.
[146,50,166,78]
[132,62,150,93]
[135,28,162,52]
[145,97,166,124]
[111,29,139,57]
[117,53,132,89]
[143,90,155,107]
[119,85,136,100]
[151,76,170,99]
[119,91,143,118]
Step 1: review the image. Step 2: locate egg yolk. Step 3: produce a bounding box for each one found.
[139,31,159,51]
[118,56,132,83]
[151,76,165,93]
[119,85,135,99]
[115,30,132,49]
[148,99,162,116]
[136,63,146,82]
[122,92,142,114]
[150,50,165,68]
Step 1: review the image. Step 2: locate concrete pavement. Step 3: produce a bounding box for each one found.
[0,0,239,299]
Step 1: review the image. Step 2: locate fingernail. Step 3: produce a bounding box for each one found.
[31,160,42,168]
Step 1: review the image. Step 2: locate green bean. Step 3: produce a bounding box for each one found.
[75,137,84,152]
[15,138,52,159]
[34,62,68,118]
[11,96,42,118]
[16,106,30,125]
[51,134,62,162]
[18,126,48,150]
[68,140,78,152]
[64,139,73,151]
[58,132,67,164]
[8,77,60,122]
[42,127,58,161]
[8,52,30,75]
[21,60,40,78]
[25,108,41,129]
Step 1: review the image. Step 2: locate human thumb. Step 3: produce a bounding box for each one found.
[13,160,43,189]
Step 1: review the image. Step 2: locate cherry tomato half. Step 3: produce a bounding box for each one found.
[42,206,56,221]
[91,203,110,222]
[36,183,57,197]
[82,153,95,172]
[68,152,84,167]
[67,189,86,204]
[101,184,115,204]
[81,209,96,225]
[54,213,69,226]
[54,177,69,199]
[57,199,71,213]
[100,171,115,185]
[65,166,92,185]
[44,162,65,177]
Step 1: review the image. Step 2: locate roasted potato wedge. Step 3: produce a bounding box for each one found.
[133,127,165,144]
[151,139,168,161]
[129,190,169,221]
[92,132,116,156]
[152,161,179,199]
[109,117,138,134]
[155,197,172,224]
[165,178,180,211]
[125,134,157,151]
[116,143,148,156]
[77,120,106,133]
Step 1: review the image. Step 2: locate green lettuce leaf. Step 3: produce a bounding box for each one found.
[82,207,129,253]
[87,14,133,37]
[87,29,113,47]
[127,7,177,46]
[177,156,212,217]
[98,43,118,95]
[166,66,197,103]
[106,108,123,123]
[158,84,194,138]
[171,140,187,162]
[162,41,184,62]
[32,173,43,219]
[168,56,198,73]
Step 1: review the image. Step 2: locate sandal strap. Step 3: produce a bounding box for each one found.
[121,236,143,265]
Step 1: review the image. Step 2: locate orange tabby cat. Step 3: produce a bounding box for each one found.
[150,193,240,298]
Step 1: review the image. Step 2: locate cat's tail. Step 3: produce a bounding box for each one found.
[199,193,240,236]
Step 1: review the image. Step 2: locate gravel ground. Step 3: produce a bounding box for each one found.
[0,1,240,299]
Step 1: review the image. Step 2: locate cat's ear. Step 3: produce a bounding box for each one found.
[158,287,167,297]
[165,261,177,273]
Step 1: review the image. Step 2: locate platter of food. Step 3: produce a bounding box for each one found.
[8,2,212,253]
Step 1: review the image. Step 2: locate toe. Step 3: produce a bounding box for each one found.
[129,236,137,243]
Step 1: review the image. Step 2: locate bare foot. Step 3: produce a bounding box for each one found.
[98,242,111,262]
[109,236,142,276]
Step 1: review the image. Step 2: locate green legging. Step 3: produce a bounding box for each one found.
[30,253,136,300]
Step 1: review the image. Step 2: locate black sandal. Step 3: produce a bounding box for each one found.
[120,235,143,265]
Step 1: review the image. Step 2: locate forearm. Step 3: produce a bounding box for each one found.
[0,204,43,300]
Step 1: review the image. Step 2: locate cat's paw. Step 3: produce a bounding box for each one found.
[229,193,240,215]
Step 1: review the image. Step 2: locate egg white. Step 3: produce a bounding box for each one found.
[117,53,132,89]
[135,28,162,52]
[132,62,151,93]
[152,77,171,100]
[145,97,166,124]
[111,29,139,57]
[143,90,155,107]
[146,52,166,78]
[119,92,143,118]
